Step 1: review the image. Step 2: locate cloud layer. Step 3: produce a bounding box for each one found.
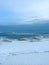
[0,0,49,24]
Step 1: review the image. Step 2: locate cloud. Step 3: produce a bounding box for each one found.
[0,0,49,24]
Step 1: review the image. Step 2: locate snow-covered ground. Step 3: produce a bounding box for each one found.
[0,38,49,65]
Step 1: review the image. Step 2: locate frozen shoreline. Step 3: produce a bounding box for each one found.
[0,38,49,65]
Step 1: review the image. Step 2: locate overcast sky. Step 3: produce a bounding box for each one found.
[0,0,49,25]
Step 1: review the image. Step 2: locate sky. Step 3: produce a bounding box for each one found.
[0,0,49,25]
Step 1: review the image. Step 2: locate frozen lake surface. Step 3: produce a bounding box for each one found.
[0,38,49,65]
